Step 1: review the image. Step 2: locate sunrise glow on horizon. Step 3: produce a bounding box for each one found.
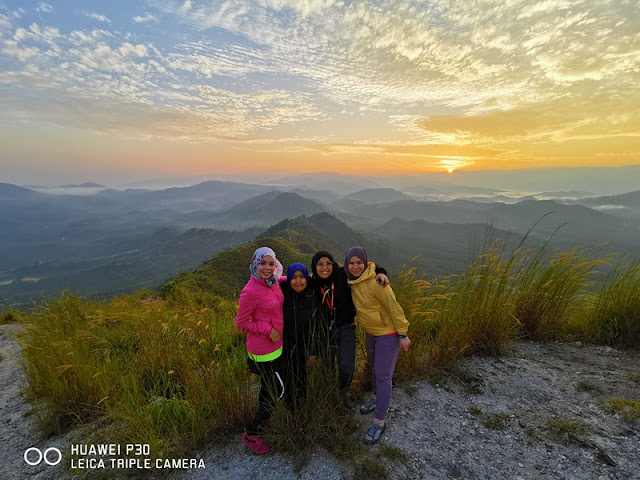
[1,1,639,184]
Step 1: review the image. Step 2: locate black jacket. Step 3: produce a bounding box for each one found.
[310,250,387,330]
[280,282,318,358]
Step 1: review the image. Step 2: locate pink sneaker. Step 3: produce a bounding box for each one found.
[242,432,270,455]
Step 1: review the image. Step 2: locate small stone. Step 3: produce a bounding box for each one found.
[518,463,524,468]
[575,341,583,347]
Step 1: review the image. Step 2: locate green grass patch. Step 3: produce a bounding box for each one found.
[378,444,408,462]
[483,413,508,430]
[544,418,590,446]
[353,456,389,480]
[576,380,606,394]
[545,418,588,435]
[605,398,640,422]
[468,406,483,416]
[1,310,20,325]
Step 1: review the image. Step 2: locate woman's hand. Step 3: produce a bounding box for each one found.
[269,328,281,343]
[399,336,411,352]
[376,273,390,287]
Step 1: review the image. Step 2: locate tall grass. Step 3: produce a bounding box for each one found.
[18,291,255,458]
[12,232,640,468]
[588,260,640,347]
[391,239,636,381]
[512,247,604,341]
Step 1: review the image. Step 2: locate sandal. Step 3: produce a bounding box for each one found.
[241,432,270,455]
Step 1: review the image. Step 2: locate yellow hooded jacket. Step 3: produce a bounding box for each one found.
[348,262,409,337]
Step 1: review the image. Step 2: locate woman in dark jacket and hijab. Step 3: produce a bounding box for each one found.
[281,262,318,409]
[310,250,388,408]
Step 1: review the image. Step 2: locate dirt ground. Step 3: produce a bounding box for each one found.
[2,323,639,479]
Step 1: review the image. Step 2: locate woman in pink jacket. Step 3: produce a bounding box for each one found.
[236,246,286,455]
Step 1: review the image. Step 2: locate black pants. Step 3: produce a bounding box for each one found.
[283,345,308,409]
[332,323,356,391]
[246,355,285,436]
[318,323,356,391]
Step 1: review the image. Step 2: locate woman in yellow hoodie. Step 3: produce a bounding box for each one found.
[346,246,411,445]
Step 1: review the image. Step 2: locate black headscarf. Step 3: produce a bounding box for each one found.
[311,250,337,285]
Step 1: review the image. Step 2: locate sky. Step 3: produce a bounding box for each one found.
[1,0,639,185]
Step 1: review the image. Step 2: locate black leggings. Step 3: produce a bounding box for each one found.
[246,356,285,436]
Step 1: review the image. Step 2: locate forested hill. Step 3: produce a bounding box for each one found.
[162,236,313,303]
[162,212,396,303]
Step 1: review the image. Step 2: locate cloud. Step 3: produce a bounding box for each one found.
[36,2,53,13]
[259,0,338,16]
[1,0,639,169]
[133,13,156,23]
[81,11,111,24]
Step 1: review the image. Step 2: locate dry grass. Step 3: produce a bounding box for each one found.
[11,227,640,465]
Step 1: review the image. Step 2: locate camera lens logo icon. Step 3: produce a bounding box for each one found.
[24,447,62,466]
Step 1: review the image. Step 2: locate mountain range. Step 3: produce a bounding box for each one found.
[1,176,639,308]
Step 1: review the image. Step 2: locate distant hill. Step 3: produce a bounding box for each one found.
[197,191,330,229]
[258,212,394,263]
[405,184,500,196]
[97,180,272,213]
[377,218,531,275]
[59,182,105,188]
[0,183,43,201]
[330,198,366,212]
[267,173,375,195]
[575,190,640,207]
[345,188,411,203]
[342,197,640,255]
[0,226,260,306]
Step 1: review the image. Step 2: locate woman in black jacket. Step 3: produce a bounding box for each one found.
[310,250,388,408]
[281,262,318,409]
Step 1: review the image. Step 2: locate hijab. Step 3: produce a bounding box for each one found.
[311,250,337,284]
[250,246,283,287]
[286,263,309,287]
[344,246,368,280]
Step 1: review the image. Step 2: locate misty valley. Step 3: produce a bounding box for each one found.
[1,170,640,309]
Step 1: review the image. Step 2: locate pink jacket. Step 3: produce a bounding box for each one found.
[236,276,285,357]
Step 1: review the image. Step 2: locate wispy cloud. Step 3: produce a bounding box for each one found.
[133,13,156,24]
[36,2,53,13]
[80,11,111,24]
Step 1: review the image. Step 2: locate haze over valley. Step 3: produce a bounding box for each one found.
[2,166,639,308]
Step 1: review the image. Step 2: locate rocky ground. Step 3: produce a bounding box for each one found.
[2,323,639,479]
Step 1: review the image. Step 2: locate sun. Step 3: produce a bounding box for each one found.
[448,168,455,174]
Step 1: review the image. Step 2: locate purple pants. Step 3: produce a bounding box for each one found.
[365,333,400,421]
